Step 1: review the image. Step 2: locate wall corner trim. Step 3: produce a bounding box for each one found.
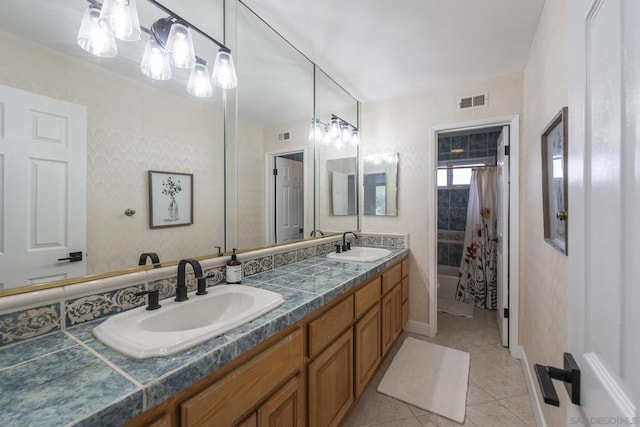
[519,344,548,427]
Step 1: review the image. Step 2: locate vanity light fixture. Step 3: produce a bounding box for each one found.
[187,58,213,97]
[211,47,238,89]
[140,35,171,80]
[98,0,141,42]
[78,0,238,94]
[308,114,359,147]
[77,3,118,58]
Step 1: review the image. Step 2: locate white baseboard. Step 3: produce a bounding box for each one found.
[519,345,547,427]
[404,320,434,337]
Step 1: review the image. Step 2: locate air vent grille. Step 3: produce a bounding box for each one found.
[277,131,291,142]
[458,92,488,110]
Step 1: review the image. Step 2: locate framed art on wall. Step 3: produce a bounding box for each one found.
[541,107,568,254]
[148,171,193,229]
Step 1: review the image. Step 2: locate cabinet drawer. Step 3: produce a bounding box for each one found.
[355,277,381,318]
[308,295,354,358]
[181,329,303,427]
[401,259,409,279]
[401,278,409,302]
[382,263,402,294]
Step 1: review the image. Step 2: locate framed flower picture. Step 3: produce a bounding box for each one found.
[148,171,193,229]
[541,107,568,254]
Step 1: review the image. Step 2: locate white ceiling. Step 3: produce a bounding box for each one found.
[240,0,545,102]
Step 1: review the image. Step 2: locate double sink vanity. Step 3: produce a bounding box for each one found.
[0,239,409,427]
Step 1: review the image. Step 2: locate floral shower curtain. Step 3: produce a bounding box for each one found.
[455,167,498,309]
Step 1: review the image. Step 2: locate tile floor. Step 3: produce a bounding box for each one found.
[342,306,536,427]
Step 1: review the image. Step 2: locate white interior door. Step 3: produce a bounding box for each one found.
[567,0,639,423]
[0,85,87,290]
[331,171,349,215]
[496,126,509,347]
[274,156,303,243]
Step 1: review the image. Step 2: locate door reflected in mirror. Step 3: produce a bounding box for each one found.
[327,157,356,216]
[363,153,399,216]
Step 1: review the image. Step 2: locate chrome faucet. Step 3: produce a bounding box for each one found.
[176,259,208,301]
[342,231,358,252]
[309,229,325,237]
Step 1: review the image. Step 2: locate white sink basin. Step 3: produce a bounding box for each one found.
[326,247,392,262]
[93,285,284,359]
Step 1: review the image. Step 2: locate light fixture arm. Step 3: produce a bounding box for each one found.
[331,114,358,132]
[145,0,230,52]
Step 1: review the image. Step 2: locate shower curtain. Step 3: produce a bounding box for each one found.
[455,167,498,309]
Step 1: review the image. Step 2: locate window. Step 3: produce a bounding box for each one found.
[438,167,473,187]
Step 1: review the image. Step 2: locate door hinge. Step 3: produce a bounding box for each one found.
[273,168,278,176]
[504,308,509,319]
[504,145,510,156]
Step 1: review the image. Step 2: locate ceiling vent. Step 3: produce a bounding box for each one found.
[457,92,488,111]
[277,131,291,142]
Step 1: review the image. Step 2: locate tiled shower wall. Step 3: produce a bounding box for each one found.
[437,129,500,267]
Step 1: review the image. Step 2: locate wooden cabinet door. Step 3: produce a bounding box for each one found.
[308,329,354,427]
[392,284,403,341]
[237,413,257,427]
[354,304,381,398]
[257,375,305,427]
[381,290,393,357]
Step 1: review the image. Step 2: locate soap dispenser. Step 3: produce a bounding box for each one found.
[226,248,242,284]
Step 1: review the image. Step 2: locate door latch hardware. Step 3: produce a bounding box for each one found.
[58,251,83,263]
[534,352,580,406]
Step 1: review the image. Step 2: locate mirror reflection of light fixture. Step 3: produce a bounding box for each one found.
[187,58,213,97]
[78,0,238,96]
[211,47,238,89]
[163,21,195,69]
[309,114,359,147]
[140,36,171,80]
[98,0,141,42]
[77,4,118,58]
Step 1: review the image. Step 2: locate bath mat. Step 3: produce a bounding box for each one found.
[438,297,473,318]
[377,338,470,423]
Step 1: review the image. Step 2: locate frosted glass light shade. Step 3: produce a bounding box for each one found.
[77,5,117,58]
[140,37,171,80]
[322,126,332,145]
[341,124,351,143]
[98,0,141,42]
[165,22,195,69]
[187,61,213,97]
[211,48,238,89]
[308,120,323,142]
[351,129,360,146]
[329,118,340,140]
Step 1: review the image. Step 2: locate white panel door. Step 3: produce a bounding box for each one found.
[332,171,349,215]
[567,0,639,423]
[275,157,303,243]
[0,85,87,290]
[496,126,509,347]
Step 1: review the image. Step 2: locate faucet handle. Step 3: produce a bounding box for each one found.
[135,289,161,310]
[334,244,342,253]
[195,275,209,296]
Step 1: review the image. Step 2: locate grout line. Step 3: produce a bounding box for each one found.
[65,332,147,409]
[0,341,81,373]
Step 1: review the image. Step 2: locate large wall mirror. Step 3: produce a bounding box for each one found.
[315,69,359,234]
[226,2,315,249]
[0,0,228,291]
[0,0,360,294]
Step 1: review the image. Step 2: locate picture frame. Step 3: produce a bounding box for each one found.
[541,107,568,254]
[148,170,193,229]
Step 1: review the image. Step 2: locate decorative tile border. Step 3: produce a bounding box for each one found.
[0,232,408,345]
[0,303,61,346]
[65,284,146,327]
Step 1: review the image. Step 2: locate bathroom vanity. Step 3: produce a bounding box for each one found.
[130,254,409,427]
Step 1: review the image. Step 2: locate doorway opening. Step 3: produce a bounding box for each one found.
[430,115,520,357]
[266,149,305,244]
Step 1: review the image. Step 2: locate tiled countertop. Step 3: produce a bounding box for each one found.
[0,247,409,427]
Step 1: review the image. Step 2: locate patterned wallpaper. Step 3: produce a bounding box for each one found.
[361,72,524,325]
[0,31,225,275]
[520,0,569,425]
